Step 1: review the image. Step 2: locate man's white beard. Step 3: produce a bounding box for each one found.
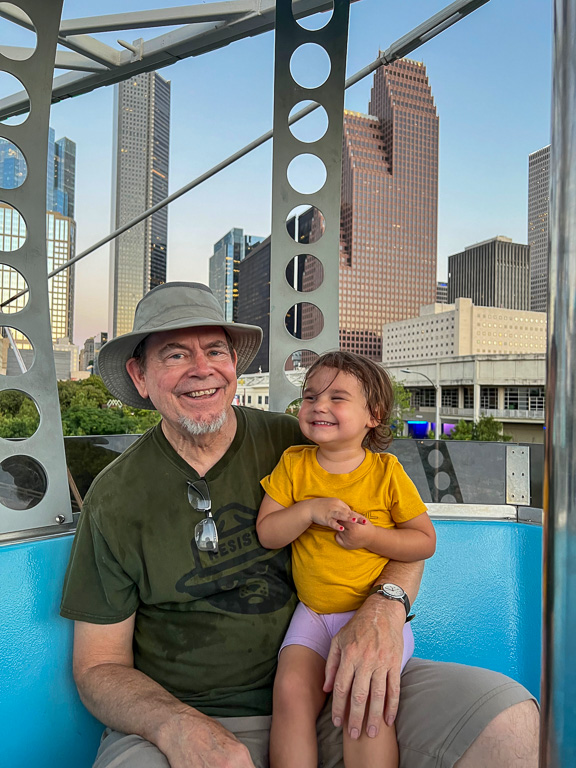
[178,409,228,437]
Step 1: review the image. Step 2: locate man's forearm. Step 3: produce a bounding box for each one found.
[371,558,424,606]
[76,661,202,749]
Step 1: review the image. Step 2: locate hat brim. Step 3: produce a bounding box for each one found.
[98,318,263,410]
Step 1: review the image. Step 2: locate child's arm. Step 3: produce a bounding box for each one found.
[335,511,436,561]
[256,493,357,549]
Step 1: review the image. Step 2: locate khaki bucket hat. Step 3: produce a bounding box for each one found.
[98,282,263,410]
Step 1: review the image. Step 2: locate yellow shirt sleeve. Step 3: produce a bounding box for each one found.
[260,447,298,508]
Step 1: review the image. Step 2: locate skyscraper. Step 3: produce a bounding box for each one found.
[0,128,77,348]
[209,228,263,322]
[54,137,76,219]
[339,58,439,360]
[528,145,550,312]
[447,236,531,310]
[109,71,170,338]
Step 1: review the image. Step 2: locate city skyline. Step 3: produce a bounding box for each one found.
[2,0,550,345]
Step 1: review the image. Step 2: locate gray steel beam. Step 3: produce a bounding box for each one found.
[0,0,72,534]
[541,1,576,764]
[0,47,108,71]
[59,1,256,36]
[0,0,350,119]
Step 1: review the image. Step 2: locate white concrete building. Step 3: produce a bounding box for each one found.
[382,298,547,365]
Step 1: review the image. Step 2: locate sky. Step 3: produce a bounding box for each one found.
[1,0,552,346]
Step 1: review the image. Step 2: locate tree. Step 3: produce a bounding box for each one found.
[448,415,512,442]
[389,377,412,437]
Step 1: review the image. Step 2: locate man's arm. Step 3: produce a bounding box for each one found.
[73,618,256,768]
[323,559,424,740]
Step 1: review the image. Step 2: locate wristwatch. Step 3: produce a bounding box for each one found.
[369,582,412,620]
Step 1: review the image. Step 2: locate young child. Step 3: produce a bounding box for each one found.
[257,351,436,768]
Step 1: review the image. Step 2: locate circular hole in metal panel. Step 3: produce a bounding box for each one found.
[288,101,329,143]
[292,1,333,30]
[434,471,451,491]
[287,153,327,194]
[0,264,28,313]
[286,205,325,244]
[0,389,39,437]
[0,5,37,60]
[0,454,47,509]
[284,349,319,373]
[285,254,324,292]
[0,325,34,375]
[0,72,30,125]
[285,302,324,340]
[0,202,27,251]
[427,448,444,468]
[290,44,331,89]
[0,138,27,188]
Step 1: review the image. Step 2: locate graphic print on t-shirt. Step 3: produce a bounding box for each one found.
[175,502,293,614]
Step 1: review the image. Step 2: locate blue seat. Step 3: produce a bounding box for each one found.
[0,520,542,767]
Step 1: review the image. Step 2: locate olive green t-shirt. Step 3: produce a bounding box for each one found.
[60,407,304,717]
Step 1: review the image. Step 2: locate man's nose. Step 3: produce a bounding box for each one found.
[186,352,212,376]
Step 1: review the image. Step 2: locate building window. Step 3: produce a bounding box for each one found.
[463,386,474,409]
[480,387,498,410]
[441,388,458,408]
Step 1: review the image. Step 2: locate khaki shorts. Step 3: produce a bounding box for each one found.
[93,659,536,768]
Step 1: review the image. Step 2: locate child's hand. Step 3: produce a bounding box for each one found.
[308,498,356,531]
[335,516,374,550]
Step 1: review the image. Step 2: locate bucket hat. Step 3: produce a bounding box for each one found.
[98,282,263,410]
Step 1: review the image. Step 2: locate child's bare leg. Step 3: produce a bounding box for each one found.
[269,645,327,768]
[342,702,399,768]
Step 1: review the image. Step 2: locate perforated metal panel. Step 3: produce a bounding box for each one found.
[269,0,350,411]
[0,0,72,533]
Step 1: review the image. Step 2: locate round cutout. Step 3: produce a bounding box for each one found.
[0,455,47,510]
[285,302,324,340]
[285,254,324,292]
[289,101,329,143]
[0,72,30,125]
[292,1,333,29]
[287,154,327,195]
[0,5,37,60]
[0,389,39,438]
[0,265,29,313]
[286,205,325,244]
[0,202,27,251]
[284,349,319,372]
[290,43,331,89]
[0,138,27,188]
[0,326,34,374]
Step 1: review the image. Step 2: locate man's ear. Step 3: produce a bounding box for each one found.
[126,357,149,400]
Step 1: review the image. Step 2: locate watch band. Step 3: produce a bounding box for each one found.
[369,583,411,618]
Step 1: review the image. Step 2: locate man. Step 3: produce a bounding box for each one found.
[61,282,538,768]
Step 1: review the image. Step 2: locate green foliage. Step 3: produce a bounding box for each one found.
[448,415,512,442]
[0,376,161,438]
[390,377,412,438]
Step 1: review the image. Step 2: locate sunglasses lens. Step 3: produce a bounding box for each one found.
[195,517,218,552]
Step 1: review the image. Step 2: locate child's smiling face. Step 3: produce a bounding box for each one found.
[298,367,379,451]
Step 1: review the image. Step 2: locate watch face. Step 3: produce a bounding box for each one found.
[382,583,405,599]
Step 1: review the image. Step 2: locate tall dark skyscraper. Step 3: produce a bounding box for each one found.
[54,137,76,219]
[528,145,550,312]
[448,236,531,310]
[339,58,439,360]
[109,71,170,338]
[209,228,263,322]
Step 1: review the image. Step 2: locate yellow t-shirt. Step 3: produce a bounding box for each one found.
[261,445,427,614]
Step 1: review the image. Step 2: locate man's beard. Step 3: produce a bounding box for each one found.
[178,409,228,437]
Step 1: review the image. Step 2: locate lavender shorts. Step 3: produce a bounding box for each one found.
[280,601,415,670]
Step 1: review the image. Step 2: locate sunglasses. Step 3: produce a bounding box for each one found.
[187,478,218,552]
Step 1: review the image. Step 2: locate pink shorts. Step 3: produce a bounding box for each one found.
[279,601,415,670]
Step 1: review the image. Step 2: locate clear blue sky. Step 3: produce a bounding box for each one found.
[3,0,553,344]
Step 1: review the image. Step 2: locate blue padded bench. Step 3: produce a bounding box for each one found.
[0,520,542,767]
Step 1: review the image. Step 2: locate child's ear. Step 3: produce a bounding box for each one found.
[367,412,381,429]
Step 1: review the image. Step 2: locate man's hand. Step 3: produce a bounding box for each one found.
[158,709,256,768]
[323,561,424,739]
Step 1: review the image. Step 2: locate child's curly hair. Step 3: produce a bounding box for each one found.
[302,350,394,452]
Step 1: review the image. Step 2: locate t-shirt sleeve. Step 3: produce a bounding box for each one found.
[60,499,139,624]
[387,459,428,524]
[260,449,296,508]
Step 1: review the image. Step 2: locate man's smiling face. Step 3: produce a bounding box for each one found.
[126,326,238,439]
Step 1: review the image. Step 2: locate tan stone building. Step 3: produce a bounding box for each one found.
[382,298,547,365]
